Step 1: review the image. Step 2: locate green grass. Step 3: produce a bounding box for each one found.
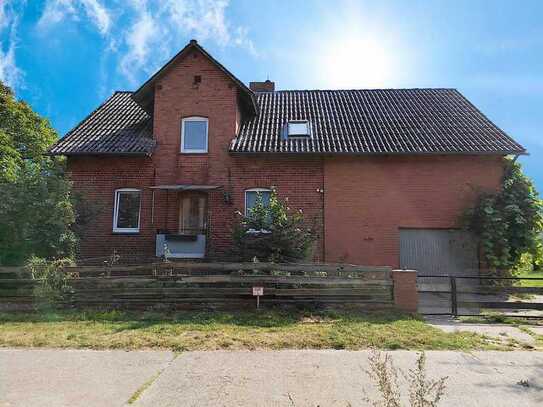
[516,271,543,287]
[0,309,506,351]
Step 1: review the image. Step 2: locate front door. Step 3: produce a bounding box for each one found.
[160,192,207,258]
[179,192,208,235]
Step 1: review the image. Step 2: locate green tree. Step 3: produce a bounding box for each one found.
[232,191,316,262]
[0,82,76,265]
[464,159,543,273]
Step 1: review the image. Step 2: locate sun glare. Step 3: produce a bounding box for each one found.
[321,36,393,89]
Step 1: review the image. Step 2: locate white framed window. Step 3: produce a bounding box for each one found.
[181,116,208,153]
[113,188,142,233]
[245,188,272,216]
[287,120,311,138]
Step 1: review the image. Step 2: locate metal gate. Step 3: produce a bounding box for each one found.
[417,275,543,318]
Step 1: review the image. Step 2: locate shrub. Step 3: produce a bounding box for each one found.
[25,256,75,305]
[464,160,543,274]
[232,191,316,262]
[364,351,447,407]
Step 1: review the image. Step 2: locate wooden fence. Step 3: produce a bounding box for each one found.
[0,263,394,311]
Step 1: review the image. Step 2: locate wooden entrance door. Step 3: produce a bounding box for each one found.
[178,192,208,235]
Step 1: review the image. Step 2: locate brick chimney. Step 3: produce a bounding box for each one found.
[249,80,275,92]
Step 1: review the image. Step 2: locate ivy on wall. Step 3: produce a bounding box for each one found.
[464,160,543,273]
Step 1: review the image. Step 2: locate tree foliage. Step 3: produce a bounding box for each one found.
[232,191,316,262]
[0,82,77,265]
[464,160,543,273]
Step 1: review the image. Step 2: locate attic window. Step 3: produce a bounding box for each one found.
[286,120,311,138]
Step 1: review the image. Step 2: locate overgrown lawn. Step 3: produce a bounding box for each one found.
[0,309,501,351]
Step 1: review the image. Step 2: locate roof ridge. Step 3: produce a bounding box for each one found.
[259,88,459,93]
[131,40,258,116]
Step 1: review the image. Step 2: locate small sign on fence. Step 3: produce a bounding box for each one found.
[252,286,264,309]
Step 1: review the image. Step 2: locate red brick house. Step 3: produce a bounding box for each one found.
[49,40,525,274]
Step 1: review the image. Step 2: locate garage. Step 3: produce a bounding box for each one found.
[399,228,479,277]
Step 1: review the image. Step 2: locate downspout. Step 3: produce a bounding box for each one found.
[321,155,326,263]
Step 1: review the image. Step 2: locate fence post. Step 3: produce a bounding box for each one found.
[450,276,458,317]
[392,269,418,313]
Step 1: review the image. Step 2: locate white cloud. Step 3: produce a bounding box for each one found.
[35,0,258,87]
[233,26,258,58]
[165,0,230,45]
[80,0,111,35]
[0,1,24,90]
[118,0,259,84]
[0,2,8,30]
[37,0,78,30]
[37,0,111,36]
[119,0,164,83]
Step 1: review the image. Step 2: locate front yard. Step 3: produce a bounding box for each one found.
[0,309,519,351]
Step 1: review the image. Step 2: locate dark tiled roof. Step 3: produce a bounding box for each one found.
[230,89,525,154]
[49,91,154,156]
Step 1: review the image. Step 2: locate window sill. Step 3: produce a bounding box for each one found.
[179,151,208,155]
[112,230,140,235]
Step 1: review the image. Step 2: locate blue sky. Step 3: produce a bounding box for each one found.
[1,0,542,188]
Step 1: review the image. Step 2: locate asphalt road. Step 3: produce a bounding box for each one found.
[1,349,542,406]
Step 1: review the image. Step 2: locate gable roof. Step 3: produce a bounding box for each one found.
[49,40,525,157]
[230,88,525,155]
[132,39,258,116]
[49,91,154,156]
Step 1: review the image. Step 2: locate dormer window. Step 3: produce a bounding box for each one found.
[285,120,311,138]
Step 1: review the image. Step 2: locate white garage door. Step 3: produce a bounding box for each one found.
[399,229,479,277]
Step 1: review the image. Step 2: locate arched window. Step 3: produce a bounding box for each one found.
[181,116,208,153]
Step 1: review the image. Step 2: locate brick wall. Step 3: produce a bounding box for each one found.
[152,46,238,188]
[67,48,325,263]
[323,155,505,266]
[214,155,324,260]
[67,156,156,263]
[149,47,326,260]
[392,269,418,313]
[151,46,237,243]
[66,46,506,267]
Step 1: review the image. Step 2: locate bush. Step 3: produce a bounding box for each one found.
[232,191,316,262]
[364,351,447,407]
[464,160,543,274]
[25,256,75,305]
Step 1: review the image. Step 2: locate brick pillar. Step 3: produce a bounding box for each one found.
[392,269,418,313]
